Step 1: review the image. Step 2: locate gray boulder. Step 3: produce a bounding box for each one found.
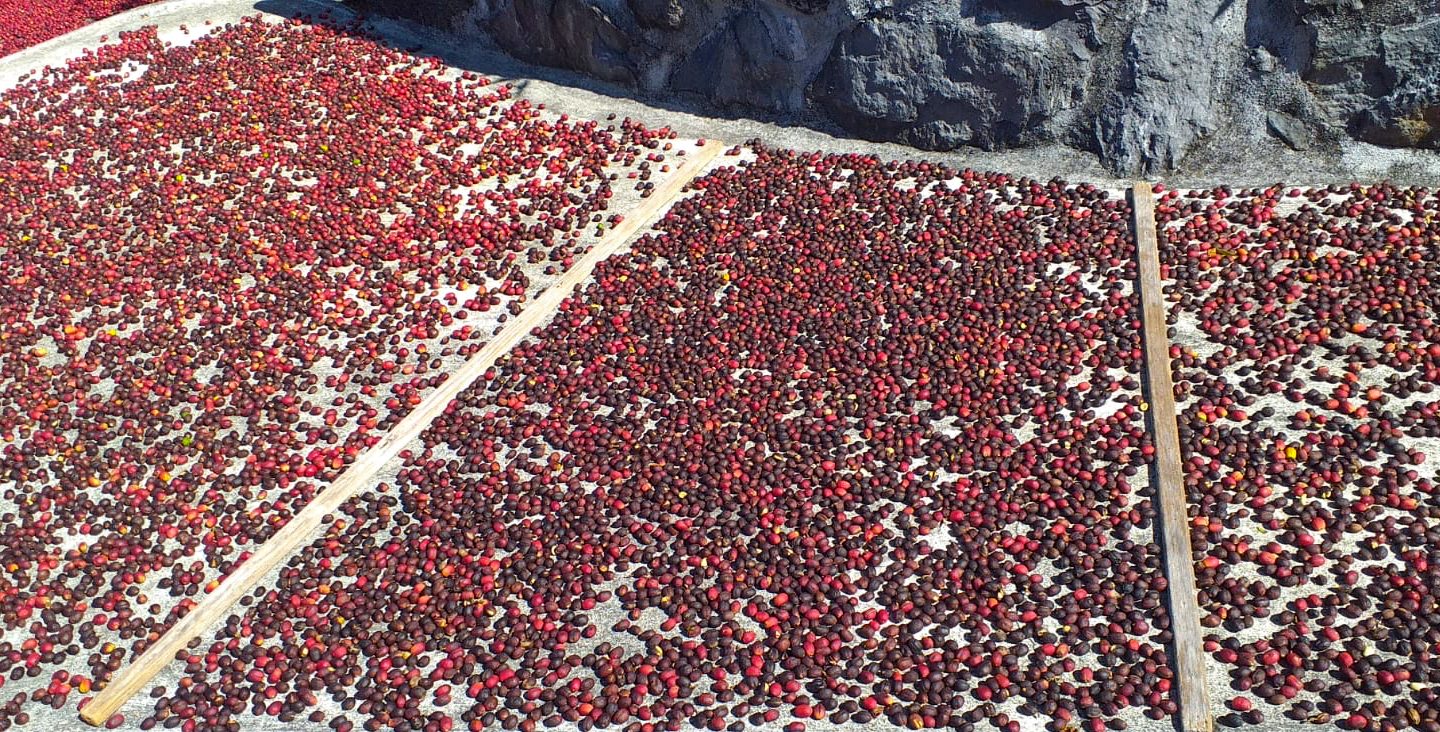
[1096,0,1246,175]
[1359,17,1440,147]
[1299,2,1440,148]
[672,1,835,112]
[1267,110,1312,150]
[488,0,637,84]
[812,3,1095,151]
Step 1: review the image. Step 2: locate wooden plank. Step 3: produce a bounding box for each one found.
[79,139,726,727]
[1130,182,1213,732]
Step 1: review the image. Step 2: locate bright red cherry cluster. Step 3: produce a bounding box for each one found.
[1158,183,1440,731]
[151,147,1179,732]
[0,15,674,728]
[0,0,159,57]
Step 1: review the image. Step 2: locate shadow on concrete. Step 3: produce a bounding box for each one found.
[246,0,1135,187]
[252,0,846,145]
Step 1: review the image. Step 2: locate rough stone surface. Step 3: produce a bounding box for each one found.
[627,0,682,29]
[1359,16,1440,147]
[1096,0,1245,174]
[811,2,1097,152]
[1267,110,1311,150]
[351,0,1440,174]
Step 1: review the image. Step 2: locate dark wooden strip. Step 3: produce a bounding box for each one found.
[1131,182,1213,732]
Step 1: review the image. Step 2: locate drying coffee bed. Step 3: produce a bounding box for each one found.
[137,147,1179,732]
[1158,184,1440,731]
[0,16,683,729]
[0,0,159,57]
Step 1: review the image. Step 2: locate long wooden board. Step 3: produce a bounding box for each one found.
[79,139,726,726]
[1130,182,1213,732]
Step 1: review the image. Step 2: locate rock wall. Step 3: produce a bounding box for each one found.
[351,0,1440,174]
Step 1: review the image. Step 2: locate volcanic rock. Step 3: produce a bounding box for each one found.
[351,0,1440,173]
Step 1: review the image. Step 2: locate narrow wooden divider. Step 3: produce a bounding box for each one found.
[1129,182,1213,732]
[79,139,726,726]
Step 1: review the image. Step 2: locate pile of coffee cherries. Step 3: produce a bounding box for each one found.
[0,0,158,57]
[153,148,1179,732]
[1159,184,1440,731]
[0,15,677,728]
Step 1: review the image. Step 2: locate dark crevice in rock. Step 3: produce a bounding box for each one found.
[778,0,830,14]
[967,0,1091,32]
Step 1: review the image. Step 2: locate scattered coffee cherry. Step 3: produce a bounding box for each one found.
[0,0,160,57]
[1160,183,1440,730]
[165,147,1178,732]
[0,15,675,728]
